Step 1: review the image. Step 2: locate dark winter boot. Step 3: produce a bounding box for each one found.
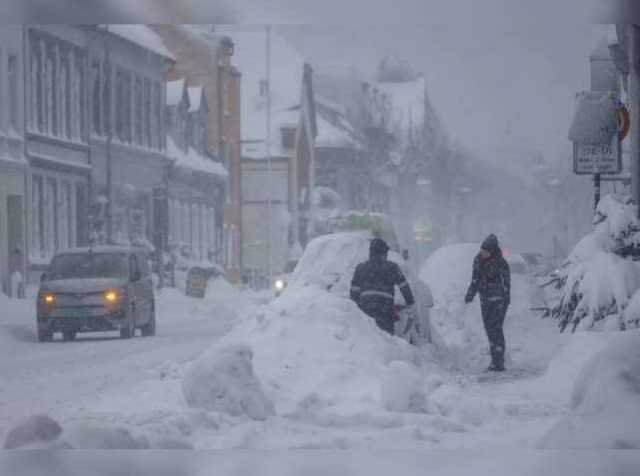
[493,346,505,372]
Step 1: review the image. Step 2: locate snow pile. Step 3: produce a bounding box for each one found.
[187,285,433,420]
[182,343,275,420]
[420,243,489,369]
[549,195,640,332]
[539,330,640,449]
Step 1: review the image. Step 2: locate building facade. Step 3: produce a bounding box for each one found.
[165,79,227,266]
[25,25,92,282]
[0,26,27,295]
[151,25,242,281]
[87,25,173,252]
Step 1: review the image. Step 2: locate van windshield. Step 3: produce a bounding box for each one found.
[48,253,129,280]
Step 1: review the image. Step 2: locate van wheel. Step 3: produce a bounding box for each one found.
[120,315,135,339]
[62,330,76,342]
[38,329,53,342]
[141,304,156,337]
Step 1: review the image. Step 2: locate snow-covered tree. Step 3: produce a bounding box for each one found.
[547,194,640,332]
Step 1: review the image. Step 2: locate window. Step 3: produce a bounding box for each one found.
[259,79,268,97]
[58,181,72,250]
[152,81,162,150]
[102,60,111,137]
[31,176,43,258]
[143,78,151,147]
[60,50,70,138]
[134,77,143,145]
[30,43,41,131]
[91,59,101,135]
[8,54,18,131]
[115,68,132,142]
[281,127,296,149]
[44,178,57,255]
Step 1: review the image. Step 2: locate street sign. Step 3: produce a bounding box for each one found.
[573,136,621,175]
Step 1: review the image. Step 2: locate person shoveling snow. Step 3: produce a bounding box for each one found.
[350,238,417,335]
[464,234,511,372]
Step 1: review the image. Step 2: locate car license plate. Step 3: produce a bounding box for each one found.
[64,307,86,318]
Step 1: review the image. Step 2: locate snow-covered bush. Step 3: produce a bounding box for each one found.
[539,330,640,448]
[549,195,640,332]
[182,343,275,420]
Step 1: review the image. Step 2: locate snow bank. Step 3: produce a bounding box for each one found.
[187,285,433,420]
[420,244,489,369]
[182,343,275,420]
[539,330,640,448]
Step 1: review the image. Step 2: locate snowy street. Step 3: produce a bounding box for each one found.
[0,285,268,446]
[0,245,625,454]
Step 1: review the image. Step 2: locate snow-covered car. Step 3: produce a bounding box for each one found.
[285,231,434,345]
[36,246,156,342]
[273,259,299,297]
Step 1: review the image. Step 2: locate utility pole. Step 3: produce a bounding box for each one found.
[265,25,273,286]
[105,28,114,244]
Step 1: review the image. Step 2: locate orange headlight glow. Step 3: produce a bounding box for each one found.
[43,293,55,304]
[104,289,119,302]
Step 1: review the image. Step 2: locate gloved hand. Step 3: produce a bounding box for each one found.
[464,294,473,304]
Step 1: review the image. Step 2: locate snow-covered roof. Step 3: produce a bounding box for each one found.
[315,115,358,149]
[375,75,427,136]
[167,136,228,178]
[166,79,186,107]
[314,98,361,150]
[188,86,203,112]
[105,25,175,60]
[215,26,305,159]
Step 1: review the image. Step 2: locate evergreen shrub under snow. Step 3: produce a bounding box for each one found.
[548,195,640,332]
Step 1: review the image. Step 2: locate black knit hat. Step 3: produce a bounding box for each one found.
[481,234,499,252]
[370,238,390,257]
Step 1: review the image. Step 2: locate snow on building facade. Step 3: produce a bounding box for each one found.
[165,80,227,265]
[219,27,316,276]
[0,26,27,296]
[152,25,242,282]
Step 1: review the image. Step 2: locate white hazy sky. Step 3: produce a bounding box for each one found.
[230,0,610,166]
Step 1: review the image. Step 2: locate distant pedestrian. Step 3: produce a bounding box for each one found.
[350,238,416,335]
[464,234,511,371]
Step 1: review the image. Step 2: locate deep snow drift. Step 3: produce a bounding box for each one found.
[540,329,640,449]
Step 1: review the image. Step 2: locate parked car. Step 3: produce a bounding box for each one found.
[36,246,156,342]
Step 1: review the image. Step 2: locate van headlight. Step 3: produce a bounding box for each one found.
[104,289,123,304]
[40,292,56,304]
[274,279,286,292]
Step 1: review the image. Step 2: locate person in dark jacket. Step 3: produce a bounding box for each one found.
[464,234,511,371]
[350,238,416,335]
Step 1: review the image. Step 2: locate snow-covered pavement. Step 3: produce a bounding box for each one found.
[0,283,268,445]
[2,246,639,467]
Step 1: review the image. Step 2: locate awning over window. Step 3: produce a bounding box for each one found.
[568,91,618,144]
